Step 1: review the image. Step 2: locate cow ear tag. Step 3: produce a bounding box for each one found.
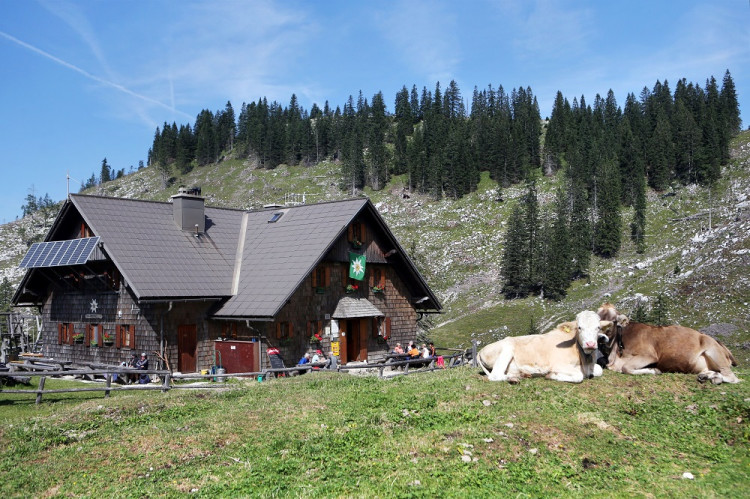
[562,325,571,333]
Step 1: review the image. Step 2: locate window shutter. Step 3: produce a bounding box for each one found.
[324,265,331,286]
[378,268,386,288]
[97,325,103,347]
[311,269,318,288]
[115,325,121,348]
[348,224,353,242]
[68,324,75,345]
[384,317,391,340]
[342,263,348,287]
[360,223,366,242]
[129,326,136,349]
[287,323,293,338]
[368,267,374,287]
[317,320,323,337]
[85,324,91,347]
[276,322,282,339]
[306,321,312,338]
[58,323,63,345]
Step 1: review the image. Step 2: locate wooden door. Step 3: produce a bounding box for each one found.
[358,319,368,362]
[177,324,197,372]
[339,321,348,364]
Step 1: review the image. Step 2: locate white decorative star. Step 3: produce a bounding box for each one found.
[90,299,98,313]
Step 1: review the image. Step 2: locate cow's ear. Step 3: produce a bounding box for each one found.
[599,320,613,333]
[616,314,630,326]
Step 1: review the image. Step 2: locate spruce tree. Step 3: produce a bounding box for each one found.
[100,158,111,184]
[631,167,647,253]
[368,91,389,190]
[543,189,572,300]
[646,110,672,190]
[720,70,741,139]
[593,159,622,258]
[501,202,529,298]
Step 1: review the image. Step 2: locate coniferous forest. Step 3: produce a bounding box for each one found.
[147,70,741,300]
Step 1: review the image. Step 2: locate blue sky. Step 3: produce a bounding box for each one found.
[1,0,748,223]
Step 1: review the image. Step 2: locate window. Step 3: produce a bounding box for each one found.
[222,322,238,339]
[311,264,330,288]
[348,221,366,245]
[87,323,102,347]
[117,324,136,349]
[276,322,292,339]
[80,222,93,238]
[369,265,386,291]
[307,320,323,341]
[58,323,74,344]
[372,317,391,339]
[268,212,283,223]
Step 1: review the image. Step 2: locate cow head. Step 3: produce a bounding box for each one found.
[596,303,630,358]
[576,310,613,354]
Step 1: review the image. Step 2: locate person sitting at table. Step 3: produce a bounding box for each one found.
[327,351,339,370]
[135,352,150,384]
[407,343,421,359]
[297,352,311,375]
[392,343,404,355]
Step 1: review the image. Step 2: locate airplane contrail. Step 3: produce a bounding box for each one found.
[0,30,192,119]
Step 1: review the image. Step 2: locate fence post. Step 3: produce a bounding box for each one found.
[471,340,478,367]
[162,373,171,393]
[105,374,112,398]
[36,376,46,405]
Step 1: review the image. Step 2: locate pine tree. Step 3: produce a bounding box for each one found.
[0,277,14,312]
[630,159,647,253]
[720,70,741,140]
[100,158,112,184]
[368,91,389,190]
[593,159,622,258]
[543,189,572,300]
[501,202,529,298]
[646,110,672,190]
[393,86,413,176]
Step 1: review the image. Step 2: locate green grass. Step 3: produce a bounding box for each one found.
[1,369,747,497]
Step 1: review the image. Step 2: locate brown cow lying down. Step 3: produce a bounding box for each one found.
[478,311,613,383]
[597,303,740,384]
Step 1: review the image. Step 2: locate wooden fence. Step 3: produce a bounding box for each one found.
[0,342,478,404]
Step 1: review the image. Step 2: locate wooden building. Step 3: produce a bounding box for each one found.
[12,190,441,373]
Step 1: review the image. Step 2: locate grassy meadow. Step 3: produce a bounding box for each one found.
[1,367,747,498]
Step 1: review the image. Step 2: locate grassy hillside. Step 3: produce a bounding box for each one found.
[0,367,747,497]
[2,132,749,361]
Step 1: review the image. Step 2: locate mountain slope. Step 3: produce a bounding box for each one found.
[2,132,749,361]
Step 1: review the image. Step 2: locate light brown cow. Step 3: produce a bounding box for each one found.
[596,303,740,384]
[478,311,613,383]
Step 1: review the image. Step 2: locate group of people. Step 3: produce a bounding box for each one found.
[392,341,435,360]
[298,349,339,372]
[116,352,151,384]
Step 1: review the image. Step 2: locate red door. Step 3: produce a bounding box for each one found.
[178,324,197,372]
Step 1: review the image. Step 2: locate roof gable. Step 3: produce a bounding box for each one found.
[213,198,369,318]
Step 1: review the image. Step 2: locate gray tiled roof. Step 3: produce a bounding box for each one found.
[71,195,242,299]
[213,198,369,318]
[58,194,439,318]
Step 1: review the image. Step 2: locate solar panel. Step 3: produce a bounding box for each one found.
[19,237,101,269]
